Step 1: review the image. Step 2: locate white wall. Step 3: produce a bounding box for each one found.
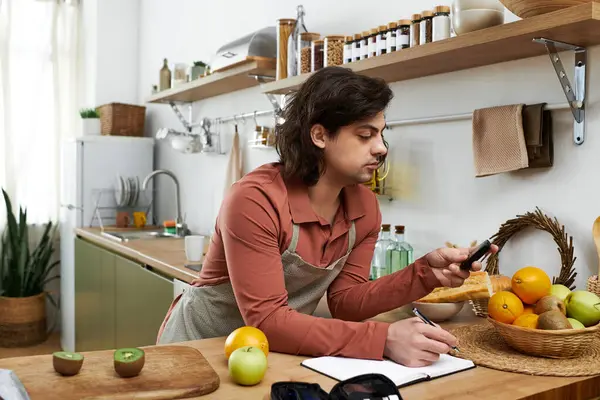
[135,0,599,290]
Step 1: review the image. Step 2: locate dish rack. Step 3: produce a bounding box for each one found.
[88,187,155,228]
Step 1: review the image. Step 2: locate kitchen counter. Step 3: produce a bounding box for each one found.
[75,227,201,284]
[1,308,598,399]
[69,228,600,399]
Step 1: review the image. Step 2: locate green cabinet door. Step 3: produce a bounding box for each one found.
[115,254,174,348]
[74,237,116,351]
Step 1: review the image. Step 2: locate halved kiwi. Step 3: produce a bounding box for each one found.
[53,351,84,376]
[114,347,145,378]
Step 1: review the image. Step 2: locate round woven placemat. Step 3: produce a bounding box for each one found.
[449,322,600,376]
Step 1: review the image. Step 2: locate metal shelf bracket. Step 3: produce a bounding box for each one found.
[252,75,283,121]
[533,37,586,145]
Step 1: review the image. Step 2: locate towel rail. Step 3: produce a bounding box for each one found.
[385,102,571,128]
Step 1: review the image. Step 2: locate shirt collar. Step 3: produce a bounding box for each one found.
[286,178,367,224]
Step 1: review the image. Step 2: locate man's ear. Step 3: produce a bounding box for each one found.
[310,124,327,149]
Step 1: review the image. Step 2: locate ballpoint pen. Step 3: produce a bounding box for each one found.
[412,307,460,353]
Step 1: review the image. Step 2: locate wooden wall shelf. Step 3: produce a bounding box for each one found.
[147,58,276,103]
[261,2,600,95]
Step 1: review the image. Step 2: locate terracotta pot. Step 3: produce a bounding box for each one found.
[499,0,590,19]
[0,292,47,347]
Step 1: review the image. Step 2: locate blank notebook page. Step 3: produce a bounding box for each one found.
[301,354,475,387]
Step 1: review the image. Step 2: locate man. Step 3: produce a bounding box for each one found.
[157,66,497,367]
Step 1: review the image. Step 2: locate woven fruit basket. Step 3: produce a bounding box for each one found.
[487,316,600,359]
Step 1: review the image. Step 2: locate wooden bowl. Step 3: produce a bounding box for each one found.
[488,316,600,358]
[499,0,590,18]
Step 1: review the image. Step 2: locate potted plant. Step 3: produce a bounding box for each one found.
[0,189,60,347]
[190,61,209,80]
[80,107,101,136]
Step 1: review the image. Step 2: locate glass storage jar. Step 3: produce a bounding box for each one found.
[420,10,434,44]
[410,14,422,47]
[311,39,324,72]
[397,20,411,49]
[277,18,296,80]
[386,22,397,53]
[352,33,362,62]
[298,32,320,74]
[433,5,451,41]
[324,35,345,67]
[368,28,378,58]
[344,36,354,64]
[360,31,369,60]
[376,25,388,56]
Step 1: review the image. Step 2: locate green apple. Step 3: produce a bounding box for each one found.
[565,290,600,327]
[550,284,571,303]
[228,345,267,386]
[568,318,585,329]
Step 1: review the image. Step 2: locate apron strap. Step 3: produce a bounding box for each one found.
[287,223,301,253]
[347,221,356,251]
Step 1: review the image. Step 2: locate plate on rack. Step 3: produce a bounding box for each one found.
[114,174,126,207]
[128,176,138,206]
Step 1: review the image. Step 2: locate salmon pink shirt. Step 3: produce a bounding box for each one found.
[182,163,441,359]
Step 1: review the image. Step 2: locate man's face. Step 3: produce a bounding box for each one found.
[317,111,388,186]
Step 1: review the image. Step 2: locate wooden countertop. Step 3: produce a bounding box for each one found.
[75,227,202,284]
[69,227,600,399]
[182,307,600,400]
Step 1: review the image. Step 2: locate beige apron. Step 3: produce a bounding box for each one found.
[157,222,356,344]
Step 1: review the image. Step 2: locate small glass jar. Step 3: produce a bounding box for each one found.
[360,31,369,60]
[433,5,451,41]
[386,22,397,53]
[397,20,411,50]
[173,63,188,86]
[420,10,434,44]
[298,32,320,74]
[344,36,354,64]
[410,14,421,47]
[311,39,324,72]
[352,33,361,62]
[368,28,377,58]
[376,25,388,56]
[324,35,345,67]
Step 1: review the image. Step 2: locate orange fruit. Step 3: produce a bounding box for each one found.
[511,266,551,305]
[513,313,539,329]
[522,306,535,315]
[224,326,269,360]
[488,291,524,324]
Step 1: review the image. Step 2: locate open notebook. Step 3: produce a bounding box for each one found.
[301,353,475,388]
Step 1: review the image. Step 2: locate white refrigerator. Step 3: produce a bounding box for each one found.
[59,136,155,352]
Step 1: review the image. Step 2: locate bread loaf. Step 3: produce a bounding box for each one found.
[416,271,493,303]
[491,274,512,293]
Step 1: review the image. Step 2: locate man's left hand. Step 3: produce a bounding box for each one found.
[423,244,499,288]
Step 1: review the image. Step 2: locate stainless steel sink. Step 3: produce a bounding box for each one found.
[101,230,181,242]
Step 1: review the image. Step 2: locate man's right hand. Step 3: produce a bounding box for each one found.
[383,317,458,367]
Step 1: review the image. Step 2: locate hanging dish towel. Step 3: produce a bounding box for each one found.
[223,128,243,197]
[522,103,553,168]
[472,104,529,177]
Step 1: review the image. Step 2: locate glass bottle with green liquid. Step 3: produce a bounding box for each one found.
[388,225,414,273]
[370,224,394,279]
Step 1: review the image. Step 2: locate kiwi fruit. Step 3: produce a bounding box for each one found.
[537,310,573,330]
[53,351,84,376]
[534,295,566,315]
[114,348,145,378]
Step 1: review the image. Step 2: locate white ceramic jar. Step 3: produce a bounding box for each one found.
[451,0,505,36]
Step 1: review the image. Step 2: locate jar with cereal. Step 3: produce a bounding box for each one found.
[298,32,320,74]
[397,20,411,49]
[352,33,361,62]
[311,39,324,72]
[324,35,345,67]
[410,14,422,47]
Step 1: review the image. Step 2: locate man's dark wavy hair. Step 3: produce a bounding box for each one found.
[275,66,393,186]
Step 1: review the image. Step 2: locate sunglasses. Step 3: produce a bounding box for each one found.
[270,373,403,400]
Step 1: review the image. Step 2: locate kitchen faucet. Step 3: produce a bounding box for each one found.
[141,169,189,237]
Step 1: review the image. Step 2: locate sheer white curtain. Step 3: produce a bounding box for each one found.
[0,0,80,227]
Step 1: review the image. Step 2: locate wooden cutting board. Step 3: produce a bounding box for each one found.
[0,345,220,399]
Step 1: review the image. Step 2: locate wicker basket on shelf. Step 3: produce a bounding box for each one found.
[487,316,600,359]
[471,207,577,318]
[97,103,146,137]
